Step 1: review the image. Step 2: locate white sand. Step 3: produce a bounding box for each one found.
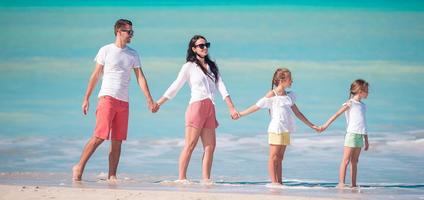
[0,184,338,200]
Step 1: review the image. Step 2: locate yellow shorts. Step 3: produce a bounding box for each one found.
[268,132,290,145]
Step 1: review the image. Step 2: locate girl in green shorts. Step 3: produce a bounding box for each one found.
[320,79,370,188]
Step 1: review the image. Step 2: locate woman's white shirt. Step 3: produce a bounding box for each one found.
[163,62,229,104]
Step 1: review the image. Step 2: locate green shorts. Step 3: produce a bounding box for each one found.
[344,133,364,148]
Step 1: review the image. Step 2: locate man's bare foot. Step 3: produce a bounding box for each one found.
[336,183,345,188]
[72,165,82,181]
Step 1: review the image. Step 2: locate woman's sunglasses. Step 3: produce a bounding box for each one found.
[194,42,210,49]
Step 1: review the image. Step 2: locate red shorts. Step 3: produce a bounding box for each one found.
[94,96,129,140]
[185,98,218,129]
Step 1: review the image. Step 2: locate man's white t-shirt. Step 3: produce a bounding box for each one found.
[94,43,141,102]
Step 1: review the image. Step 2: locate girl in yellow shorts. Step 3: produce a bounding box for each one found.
[320,79,370,188]
[237,68,320,186]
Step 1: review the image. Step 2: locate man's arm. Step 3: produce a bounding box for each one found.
[133,68,158,112]
[82,63,103,115]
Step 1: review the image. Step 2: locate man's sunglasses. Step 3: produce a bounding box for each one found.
[120,29,134,35]
[195,42,210,49]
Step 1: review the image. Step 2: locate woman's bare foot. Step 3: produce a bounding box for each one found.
[336,183,345,188]
[265,182,283,189]
[200,179,214,185]
[108,175,118,183]
[174,179,191,184]
[72,165,82,181]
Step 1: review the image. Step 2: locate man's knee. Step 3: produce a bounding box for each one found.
[110,140,122,151]
[91,136,105,146]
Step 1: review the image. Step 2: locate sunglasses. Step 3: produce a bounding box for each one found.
[194,42,210,49]
[120,29,134,35]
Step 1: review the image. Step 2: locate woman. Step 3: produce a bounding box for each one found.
[156,35,239,183]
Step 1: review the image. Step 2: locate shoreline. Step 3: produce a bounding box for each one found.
[0,184,336,200]
[1,172,423,200]
[0,171,423,200]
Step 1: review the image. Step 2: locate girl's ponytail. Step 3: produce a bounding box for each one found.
[349,79,369,99]
[271,68,291,90]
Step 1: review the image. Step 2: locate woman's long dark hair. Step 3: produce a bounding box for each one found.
[186,35,219,83]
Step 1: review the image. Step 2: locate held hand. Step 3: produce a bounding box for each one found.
[233,112,242,120]
[82,99,89,115]
[147,101,154,112]
[230,109,240,120]
[149,102,159,113]
[152,102,160,113]
[319,125,328,133]
[311,125,321,133]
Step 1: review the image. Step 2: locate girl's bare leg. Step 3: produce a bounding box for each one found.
[338,147,354,187]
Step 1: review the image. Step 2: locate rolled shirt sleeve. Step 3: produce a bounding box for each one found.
[216,74,230,100]
[163,63,190,99]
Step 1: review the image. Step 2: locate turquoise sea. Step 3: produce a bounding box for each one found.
[0,1,423,199]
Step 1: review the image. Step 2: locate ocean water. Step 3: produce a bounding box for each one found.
[0,3,423,199]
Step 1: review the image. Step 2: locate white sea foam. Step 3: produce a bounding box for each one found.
[160,179,195,185]
[384,138,424,153]
[2,130,423,164]
[265,183,284,189]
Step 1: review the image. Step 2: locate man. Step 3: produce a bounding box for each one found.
[72,19,158,181]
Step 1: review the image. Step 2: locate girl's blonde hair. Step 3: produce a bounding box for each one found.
[271,68,291,90]
[349,79,369,98]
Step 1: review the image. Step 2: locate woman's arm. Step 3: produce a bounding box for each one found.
[156,96,169,107]
[157,64,190,107]
[163,64,189,100]
[224,96,239,119]
[216,74,239,119]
